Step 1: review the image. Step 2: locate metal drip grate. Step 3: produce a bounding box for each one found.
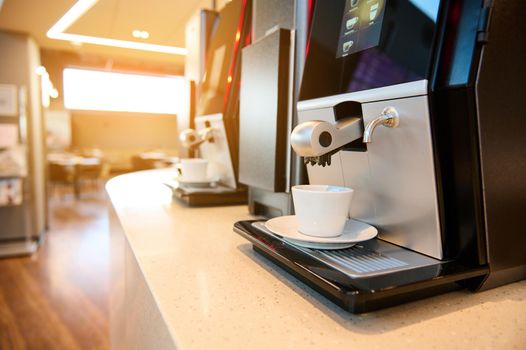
[297,244,410,277]
[318,245,407,272]
[248,221,438,278]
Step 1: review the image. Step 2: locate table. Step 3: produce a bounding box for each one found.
[107,168,526,350]
[47,154,102,198]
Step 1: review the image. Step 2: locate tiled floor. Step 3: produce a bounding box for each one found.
[0,189,110,350]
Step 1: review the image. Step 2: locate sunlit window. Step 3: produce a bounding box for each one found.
[63,68,186,115]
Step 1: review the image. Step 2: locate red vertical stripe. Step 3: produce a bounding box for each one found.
[305,0,315,57]
[223,0,248,110]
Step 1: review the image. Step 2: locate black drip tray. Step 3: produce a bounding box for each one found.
[234,220,488,313]
[251,221,439,279]
[167,184,247,207]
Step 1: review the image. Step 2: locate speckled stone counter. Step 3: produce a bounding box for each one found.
[107,169,526,350]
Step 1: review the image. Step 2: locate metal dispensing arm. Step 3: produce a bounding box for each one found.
[179,128,215,149]
[179,120,216,150]
[290,107,400,166]
[290,117,363,166]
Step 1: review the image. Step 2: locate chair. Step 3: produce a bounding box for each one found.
[48,162,76,198]
[74,162,105,196]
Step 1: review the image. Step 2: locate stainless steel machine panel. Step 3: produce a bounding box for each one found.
[195,114,237,189]
[299,93,443,260]
[252,0,295,41]
[362,96,442,259]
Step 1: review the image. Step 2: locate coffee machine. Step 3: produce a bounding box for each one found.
[169,0,251,206]
[234,0,526,312]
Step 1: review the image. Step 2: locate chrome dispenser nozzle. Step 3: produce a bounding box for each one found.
[179,127,215,149]
[291,117,363,166]
[363,107,400,143]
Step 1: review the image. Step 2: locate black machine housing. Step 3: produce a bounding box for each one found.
[174,0,252,206]
[234,0,526,312]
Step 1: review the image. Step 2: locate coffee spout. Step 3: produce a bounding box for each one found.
[291,117,363,166]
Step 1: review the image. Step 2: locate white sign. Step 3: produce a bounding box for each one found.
[0,124,18,148]
[45,109,71,150]
[0,178,23,206]
[0,84,17,116]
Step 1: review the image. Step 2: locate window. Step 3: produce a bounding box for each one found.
[63,68,186,115]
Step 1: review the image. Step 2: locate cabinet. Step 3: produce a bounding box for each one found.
[0,31,46,257]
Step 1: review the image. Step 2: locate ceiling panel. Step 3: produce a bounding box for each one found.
[69,0,119,39]
[0,0,213,63]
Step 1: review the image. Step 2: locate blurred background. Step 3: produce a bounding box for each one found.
[0,1,233,348]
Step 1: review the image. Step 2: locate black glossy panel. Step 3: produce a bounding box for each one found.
[428,88,487,265]
[431,0,484,89]
[300,0,441,101]
[427,1,488,266]
[475,0,526,288]
[198,0,244,116]
[239,29,290,192]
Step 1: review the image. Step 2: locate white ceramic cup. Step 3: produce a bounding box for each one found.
[292,184,354,237]
[178,158,209,181]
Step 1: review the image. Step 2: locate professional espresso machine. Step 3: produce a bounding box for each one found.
[170,0,251,206]
[234,0,526,312]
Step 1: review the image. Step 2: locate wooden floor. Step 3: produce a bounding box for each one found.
[0,191,110,350]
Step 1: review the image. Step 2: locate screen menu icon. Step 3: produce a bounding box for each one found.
[346,16,359,30]
[336,0,386,58]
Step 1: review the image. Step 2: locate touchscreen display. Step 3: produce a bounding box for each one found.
[300,0,441,101]
[336,0,386,58]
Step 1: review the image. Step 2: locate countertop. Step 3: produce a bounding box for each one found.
[106,169,526,350]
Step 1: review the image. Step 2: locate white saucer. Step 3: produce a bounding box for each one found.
[176,175,218,188]
[252,222,355,250]
[264,215,377,249]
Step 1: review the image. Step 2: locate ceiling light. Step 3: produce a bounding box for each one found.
[49,88,59,99]
[47,0,186,56]
[132,30,150,39]
[35,66,59,108]
[35,65,47,76]
[48,0,98,34]
[51,32,186,54]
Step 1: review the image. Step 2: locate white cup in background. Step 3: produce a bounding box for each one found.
[292,185,354,237]
[178,158,209,181]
